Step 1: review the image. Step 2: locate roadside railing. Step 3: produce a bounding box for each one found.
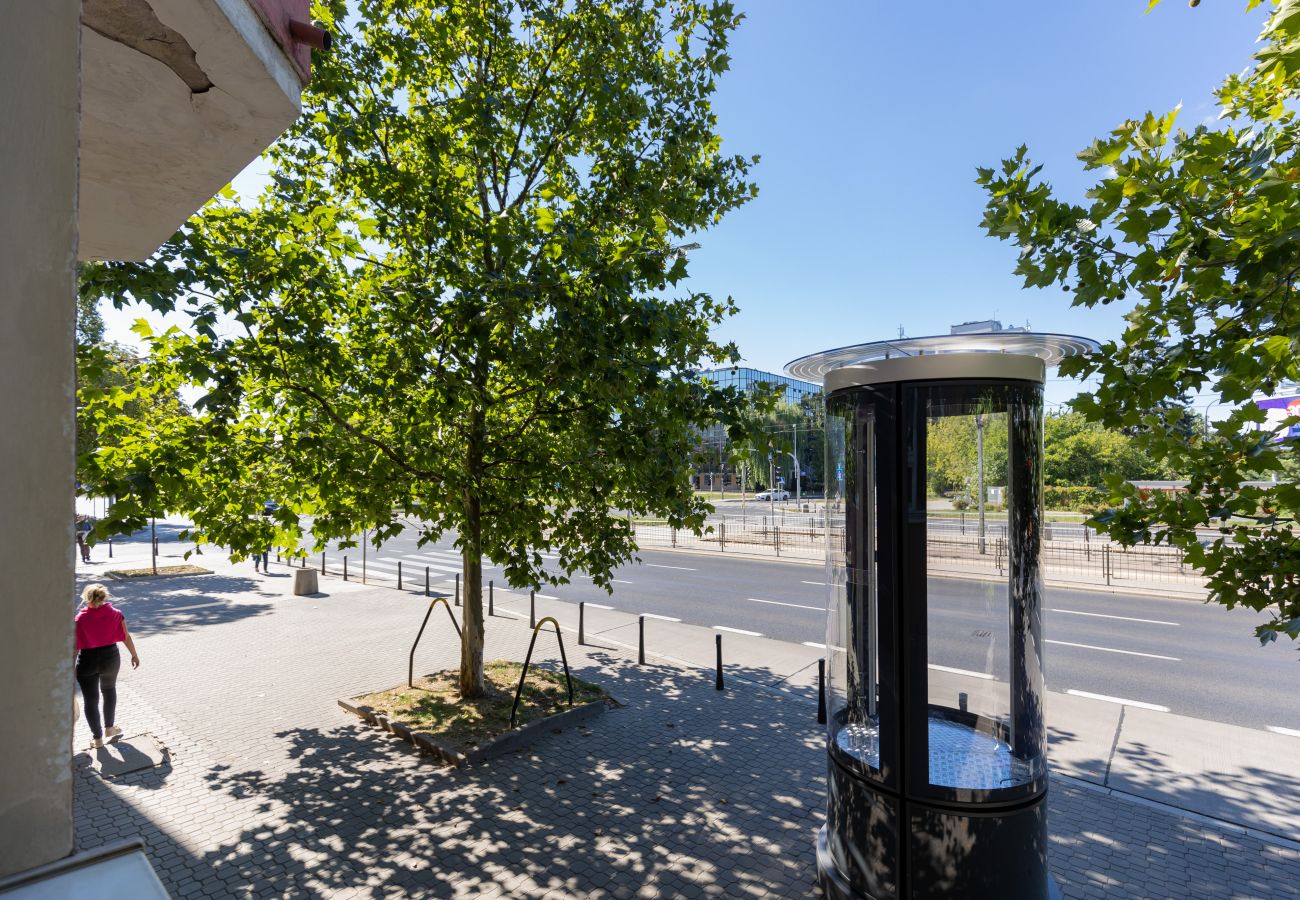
[633,519,1207,588]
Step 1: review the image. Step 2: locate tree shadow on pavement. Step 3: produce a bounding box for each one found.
[75,574,276,638]
[193,655,826,897]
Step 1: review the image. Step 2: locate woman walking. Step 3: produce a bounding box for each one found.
[75,583,140,749]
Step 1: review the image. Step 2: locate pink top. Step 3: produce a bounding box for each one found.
[75,603,126,651]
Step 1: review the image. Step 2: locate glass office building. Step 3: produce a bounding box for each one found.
[696,367,821,409]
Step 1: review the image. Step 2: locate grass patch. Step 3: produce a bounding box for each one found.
[106,564,212,578]
[354,660,605,755]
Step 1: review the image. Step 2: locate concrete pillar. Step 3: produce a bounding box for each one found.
[0,0,80,877]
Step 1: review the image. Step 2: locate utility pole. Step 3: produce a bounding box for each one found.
[785,423,795,507]
[975,413,986,555]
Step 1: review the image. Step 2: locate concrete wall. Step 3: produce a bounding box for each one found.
[0,0,80,878]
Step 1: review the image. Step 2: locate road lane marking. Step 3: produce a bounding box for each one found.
[641,613,680,622]
[748,597,823,611]
[1045,640,1180,661]
[714,626,763,636]
[1268,726,1300,738]
[1051,608,1179,626]
[584,602,615,610]
[928,664,995,681]
[646,563,696,571]
[802,581,830,587]
[1065,690,1170,712]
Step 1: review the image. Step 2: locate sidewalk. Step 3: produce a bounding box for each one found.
[69,558,1300,898]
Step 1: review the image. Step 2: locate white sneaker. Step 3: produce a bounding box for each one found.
[104,725,122,742]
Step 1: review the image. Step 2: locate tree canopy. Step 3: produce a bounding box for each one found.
[979,0,1300,647]
[79,0,760,694]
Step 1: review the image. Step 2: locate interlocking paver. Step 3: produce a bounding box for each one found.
[67,566,1300,898]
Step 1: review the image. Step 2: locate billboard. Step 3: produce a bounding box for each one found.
[1256,395,1300,441]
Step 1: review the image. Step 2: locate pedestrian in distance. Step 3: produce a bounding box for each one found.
[75,515,92,564]
[254,503,274,573]
[74,583,140,749]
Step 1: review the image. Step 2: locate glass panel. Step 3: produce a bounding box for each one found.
[826,395,881,772]
[921,390,1039,792]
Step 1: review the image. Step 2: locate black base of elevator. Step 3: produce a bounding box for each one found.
[817,751,1058,900]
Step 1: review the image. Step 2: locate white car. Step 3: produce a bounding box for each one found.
[755,489,790,501]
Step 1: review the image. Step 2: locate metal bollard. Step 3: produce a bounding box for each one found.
[579,601,586,645]
[715,634,724,690]
[425,566,430,597]
[817,658,827,724]
[775,525,781,557]
[719,522,726,552]
[321,552,325,575]
[959,692,969,714]
[108,539,113,559]
[343,556,348,580]
[398,560,403,590]
[489,580,494,616]
[638,615,646,665]
[530,590,536,628]
[455,573,460,607]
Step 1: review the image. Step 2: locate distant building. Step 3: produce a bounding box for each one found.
[691,367,821,491]
[950,319,1030,335]
[696,366,820,408]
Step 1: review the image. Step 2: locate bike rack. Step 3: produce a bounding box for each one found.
[408,596,462,688]
[509,616,574,728]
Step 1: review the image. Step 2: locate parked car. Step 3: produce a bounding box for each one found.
[755,489,790,501]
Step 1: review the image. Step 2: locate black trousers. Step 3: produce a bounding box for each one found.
[76,644,120,740]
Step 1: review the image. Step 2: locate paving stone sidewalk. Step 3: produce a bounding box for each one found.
[71,568,1300,898]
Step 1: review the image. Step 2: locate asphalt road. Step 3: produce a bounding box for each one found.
[316,526,1300,735]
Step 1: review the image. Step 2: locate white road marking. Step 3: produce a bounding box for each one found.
[641,613,680,622]
[646,563,696,571]
[748,597,823,611]
[1267,725,1300,738]
[802,580,830,587]
[928,664,995,681]
[535,594,559,600]
[1065,690,1170,712]
[714,626,763,637]
[1051,608,1179,626]
[584,602,615,610]
[1046,639,1180,661]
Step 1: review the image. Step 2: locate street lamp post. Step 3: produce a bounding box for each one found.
[975,412,986,555]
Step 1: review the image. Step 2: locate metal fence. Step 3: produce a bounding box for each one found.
[633,518,1205,589]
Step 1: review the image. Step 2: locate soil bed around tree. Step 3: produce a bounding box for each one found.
[105,564,212,579]
[340,661,610,767]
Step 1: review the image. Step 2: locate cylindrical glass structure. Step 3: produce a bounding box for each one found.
[817,355,1051,900]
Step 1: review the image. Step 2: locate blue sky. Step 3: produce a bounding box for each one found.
[102,0,1265,411]
[684,0,1264,408]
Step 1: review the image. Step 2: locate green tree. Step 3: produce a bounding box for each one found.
[1043,411,1171,487]
[80,0,759,696]
[978,0,1300,647]
[926,413,1008,500]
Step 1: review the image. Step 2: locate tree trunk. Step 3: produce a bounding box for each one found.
[459,400,487,699]
[459,510,485,698]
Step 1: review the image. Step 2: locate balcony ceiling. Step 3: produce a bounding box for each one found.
[79,0,308,261]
